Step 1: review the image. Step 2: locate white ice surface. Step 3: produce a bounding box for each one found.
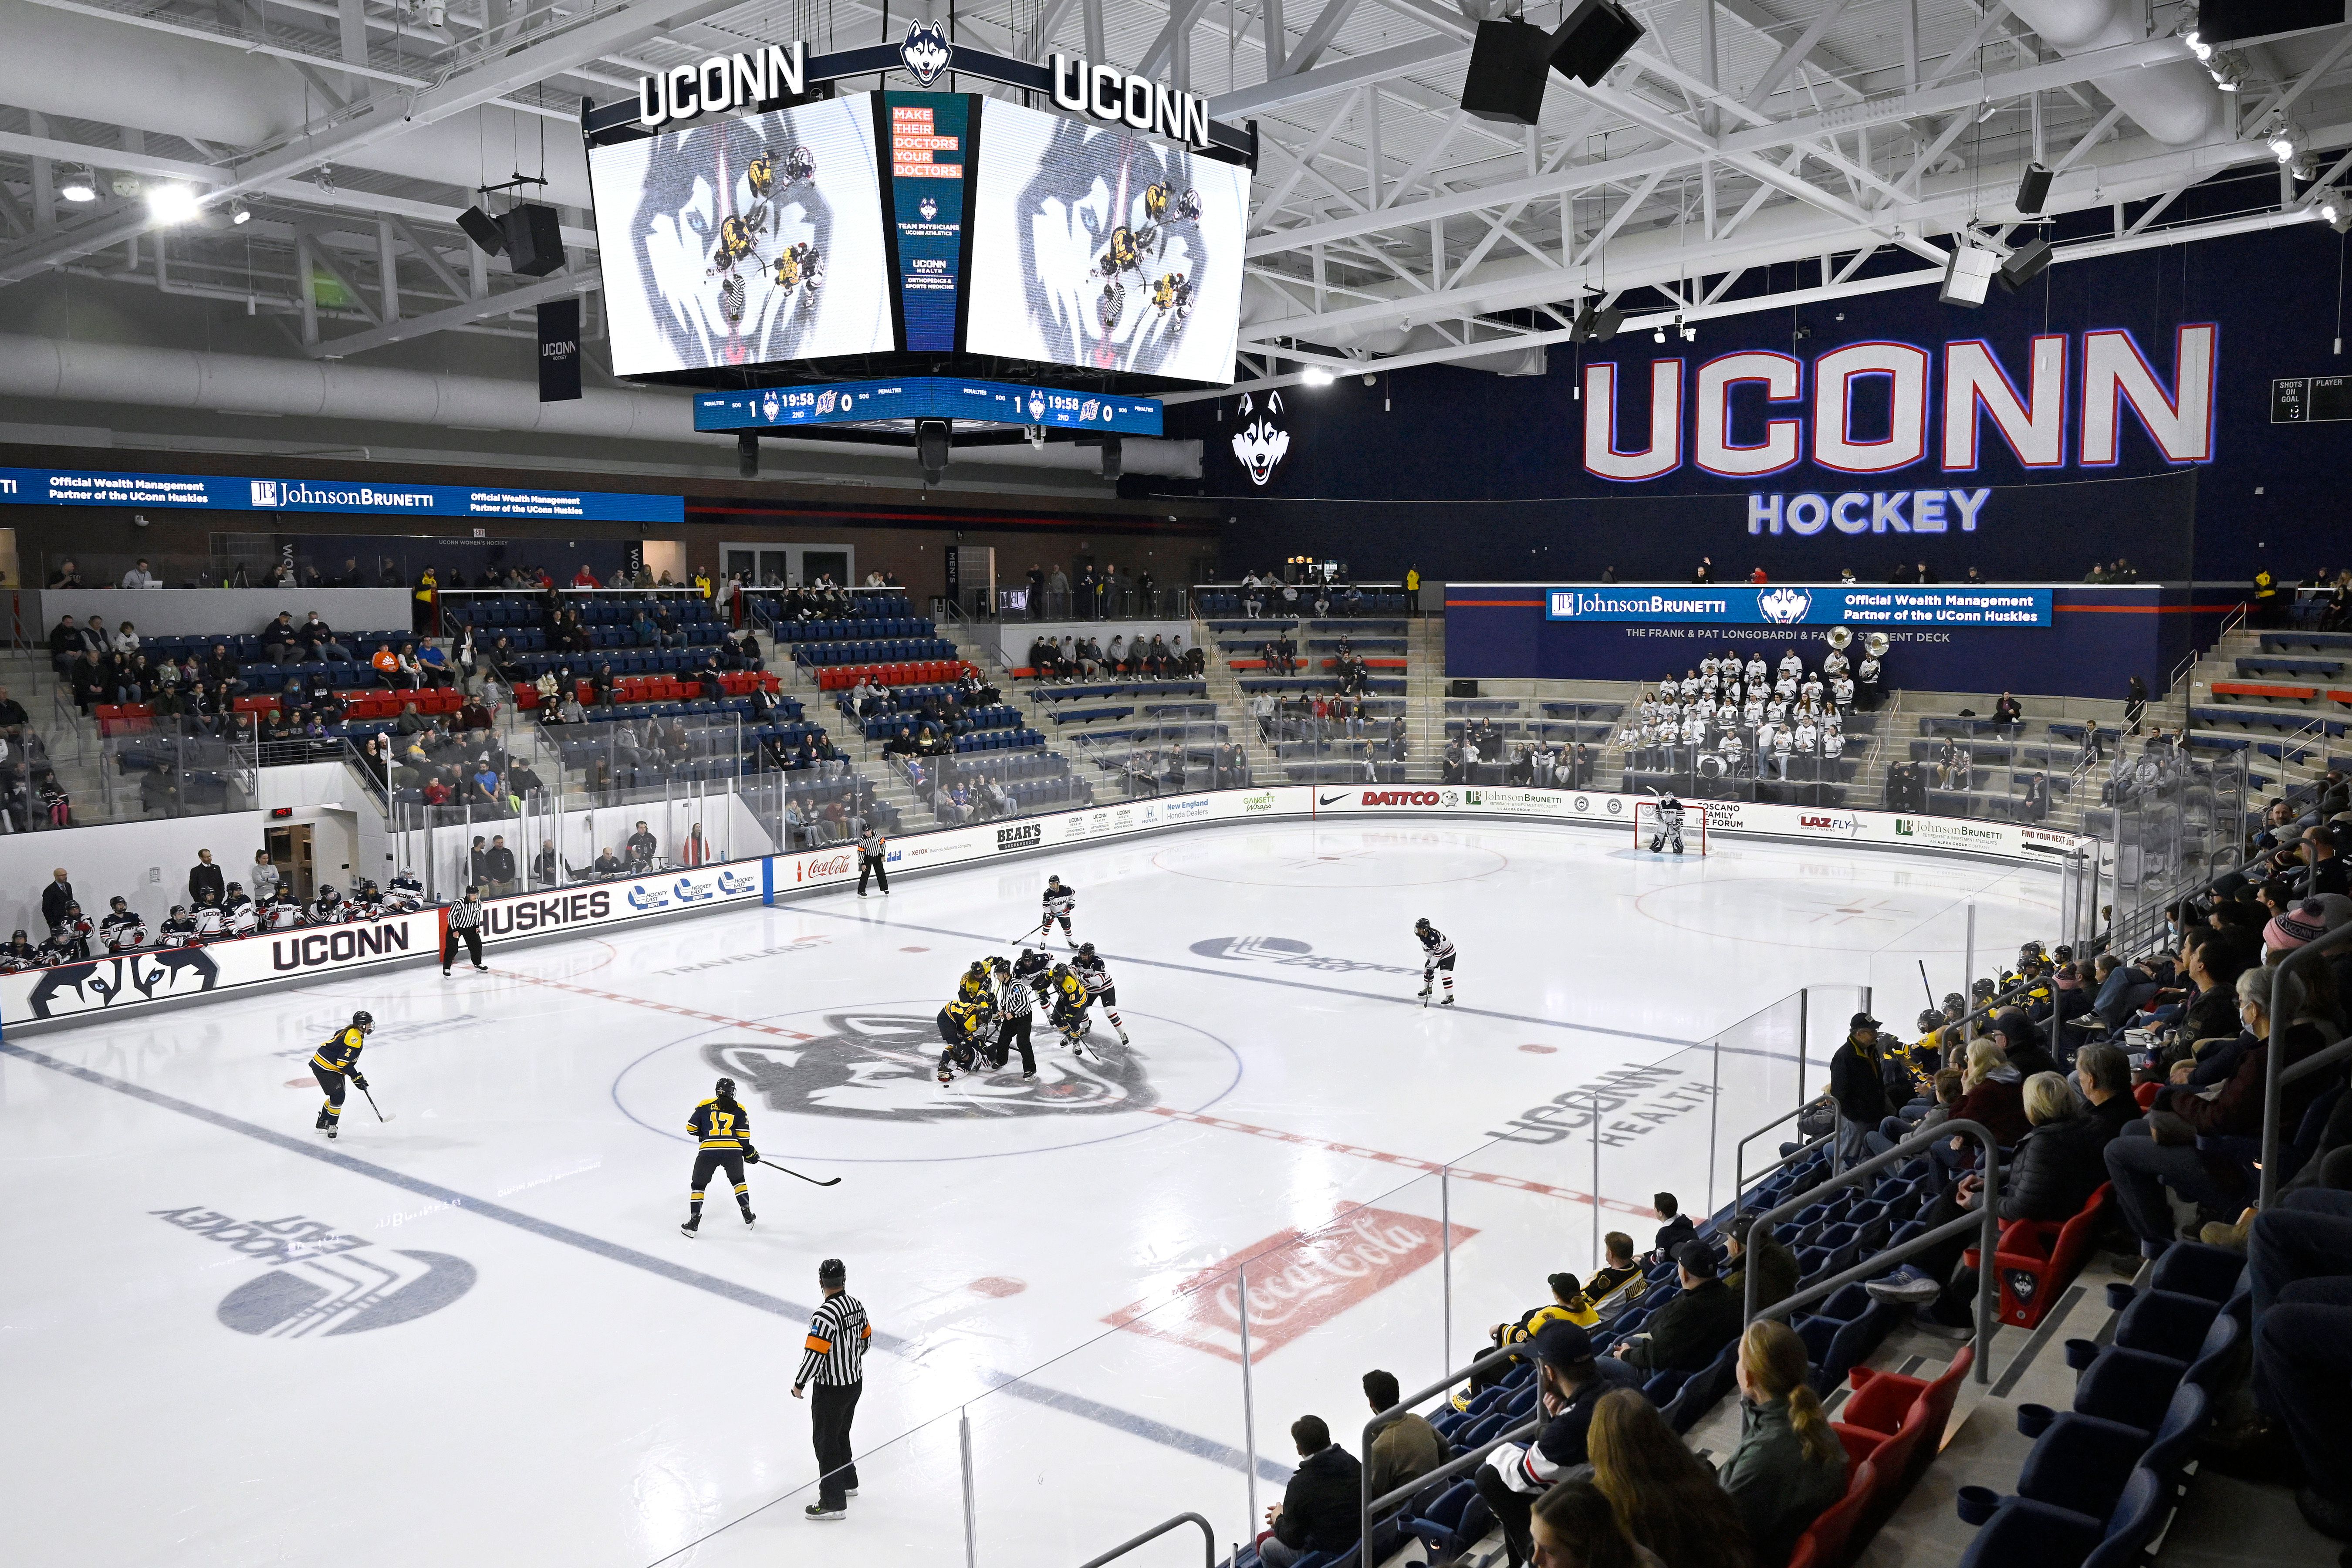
[0,820,2056,1567]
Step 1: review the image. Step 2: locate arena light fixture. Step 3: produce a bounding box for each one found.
[146,183,200,224]
[1298,367,1335,386]
[2208,50,2249,91]
[58,165,98,203]
[2320,188,2352,234]
[229,198,251,225]
[2269,119,2308,165]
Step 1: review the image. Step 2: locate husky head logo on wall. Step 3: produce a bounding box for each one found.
[1758,586,1814,625]
[900,21,953,85]
[1232,391,1291,487]
[24,946,220,1020]
[705,1010,1155,1122]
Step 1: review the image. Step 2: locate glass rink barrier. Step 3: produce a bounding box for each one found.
[653,995,1860,1568]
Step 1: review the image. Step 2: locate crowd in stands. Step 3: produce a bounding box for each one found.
[1444,721,1591,787]
[1231,570,1390,620]
[1612,647,1874,785]
[1024,632,1206,681]
[1013,561,1167,619]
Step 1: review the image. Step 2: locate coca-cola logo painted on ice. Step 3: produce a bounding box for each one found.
[1105,1205,1472,1362]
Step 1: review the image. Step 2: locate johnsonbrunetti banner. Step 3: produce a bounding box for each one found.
[0,911,440,1023]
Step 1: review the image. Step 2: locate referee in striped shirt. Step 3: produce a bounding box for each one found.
[793,1257,871,1521]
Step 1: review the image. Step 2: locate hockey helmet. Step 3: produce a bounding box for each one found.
[1414,917,1431,930]
[1078,942,1096,957]
[169,905,186,917]
[352,1010,375,1031]
[318,885,337,900]
[1970,977,1998,1001]
[715,1076,737,1096]
[109,896,127,909]
[1916,1009,1945,1032]
[1941,992,1966,1015]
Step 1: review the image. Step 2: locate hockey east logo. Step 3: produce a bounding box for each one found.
[19,945,219,1019]
[154,1206,475,1337]
[706,1011,1156,1122]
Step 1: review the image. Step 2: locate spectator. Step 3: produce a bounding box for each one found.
[1828,1010,1892,1163]
[1607,1243,1740,1377]
[49,559,83,588]
[40,868,75,932]
[1588,1388,1751,1568]
[1530,1478,1659,1568]
[1256,1415,1361,1567]
[1991,691,2022,731]
[2107,966,2331,1257]
[1584,1232,1643,1302]
[1643,1193,1695,1266]
[1722,1213,1798,1316]
[573,563,600,588]
[262,612,300,665]
[1478,1322,1645,1566]
[626,821,659,868]
[1949,1038,2030,1147]
[469,836,490,887]
[1362,1368,1446,1509]
[188,850,225,907]
[120,558,161,589]
[1481,1272,1600,1393]
[47,615,93,677]
[534,839,558,887]
[372,643,402,683]
[483,835,518,896]
[1716,1321,1845,1568]
[296,612,354,663]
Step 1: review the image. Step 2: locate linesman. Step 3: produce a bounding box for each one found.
[442,885,487,974]
[856,819,889,897]
[794,1257,871,1521]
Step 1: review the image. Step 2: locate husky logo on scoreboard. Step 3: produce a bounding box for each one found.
[900,21,953,85]
[706,1012,1156,1121]
[1232,391,1291,486]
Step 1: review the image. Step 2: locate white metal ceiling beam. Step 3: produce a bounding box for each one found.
[309,265,594,356]
[1138,0,1220,77]
[1207,34,1464,117]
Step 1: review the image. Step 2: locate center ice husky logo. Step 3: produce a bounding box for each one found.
[899,21,952,85]
[1231,392,1291,486]
[1758,586,1813,625]
[707,1010,1156,1122]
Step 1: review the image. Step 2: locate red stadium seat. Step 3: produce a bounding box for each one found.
[1962,1185,2113,1328]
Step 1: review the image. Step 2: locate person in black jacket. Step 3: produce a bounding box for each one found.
[2075,1043,2142,1143]
[1829,1011,1891,1163]
[187,850,225,908]
[1608,1243,1742,1376]
[39,868,75,933]
[1642,1193,1696,1265]
[1987,1008,2058,1081]
[1257,1415,1362,1566]
[1477,1321,1645,1568]
[1999,1073,2115,1221]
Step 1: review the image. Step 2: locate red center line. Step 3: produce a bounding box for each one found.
[1146,1106,1654,1216]
[488,968,817,1041]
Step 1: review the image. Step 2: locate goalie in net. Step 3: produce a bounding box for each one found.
[1636,795,1705,855]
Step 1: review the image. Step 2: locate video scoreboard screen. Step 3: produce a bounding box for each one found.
[587,90,1249,386]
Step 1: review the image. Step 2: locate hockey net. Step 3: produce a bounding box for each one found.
[1632,801,1709,855]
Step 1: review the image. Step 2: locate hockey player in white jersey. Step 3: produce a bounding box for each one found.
[1038,875,1077,947]
[1414,917,1457,1006]
[98,897,148,953]
[1647,794,1689,855]
[1071,943,1129,1045]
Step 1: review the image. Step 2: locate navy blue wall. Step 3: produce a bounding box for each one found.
[1446,583,2193,700]
[1164,221,2352,584]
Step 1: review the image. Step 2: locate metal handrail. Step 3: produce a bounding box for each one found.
[1734,1123,1835,1204]
[2260,919,2352,1204]
[1742,1118,2004,1385]
[1359,1343,1543,1560]
[1076,1511,1216,1568]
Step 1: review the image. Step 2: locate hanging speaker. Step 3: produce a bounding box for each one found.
[1548,0,1646,88]
[1571,302,1624,343]
[1459,19,1554,125]
[916,419,951,484]
[456,205,505,255]
[2015,161,2053,216]
[497,203,565,277]
[1997,237,2054,291]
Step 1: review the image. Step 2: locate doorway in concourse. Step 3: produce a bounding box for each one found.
[718,541,855,589]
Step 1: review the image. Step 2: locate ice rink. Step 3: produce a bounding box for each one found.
[0,819,2061,1567]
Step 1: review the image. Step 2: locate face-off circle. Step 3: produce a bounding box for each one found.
[612,1000,1240,1162]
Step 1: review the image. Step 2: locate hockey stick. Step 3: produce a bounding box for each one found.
[1918,960,1936,1009]
[359,1085,395,1123]
[751,1156,841,1188]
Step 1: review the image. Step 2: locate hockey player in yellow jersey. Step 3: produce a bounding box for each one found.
[956,961,994,1005]
[681,1078,758,1238]
[1045,962,1095,1057]
[935,996,996,1084]
[309,1010,375,1139]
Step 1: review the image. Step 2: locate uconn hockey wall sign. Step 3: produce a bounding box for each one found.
[2,911,436,1022]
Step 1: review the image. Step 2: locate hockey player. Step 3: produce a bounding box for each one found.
[264,890,305,931]
[48,902,93,961]
[1044,961,1094,1055]
[0,929,41,971]
[956,960,994,1006]
[309,884,345,926]
[347,880,385,920]
[309,1010,374,1139]
[1415,917,1457,1006]
[1647,794,1688,856]
[1071,943,1129,1046]
[190,895,226,942]
[156,906,197,947]
[989,955,1037,1078]
[1039,875,1077,946]
[222,882,253,923]
[225,897,260,938]
[680,1076,758,1237]
[935,995,996,1084]
[387,869,425,912]
[98,896,147,953]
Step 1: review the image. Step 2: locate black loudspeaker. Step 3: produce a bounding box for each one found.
[1448,679,1480,698]
[1997,237,2053,291]
[1460,20,1554,125]
[498,203,565,277]
[737,432,759,478]
[916,419,950,484]
[456,205,505,255]
[2015,161,2053,215]
[1572,301,1624,344]
[1101,437,1123,481]
[1550,0,1646,88]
